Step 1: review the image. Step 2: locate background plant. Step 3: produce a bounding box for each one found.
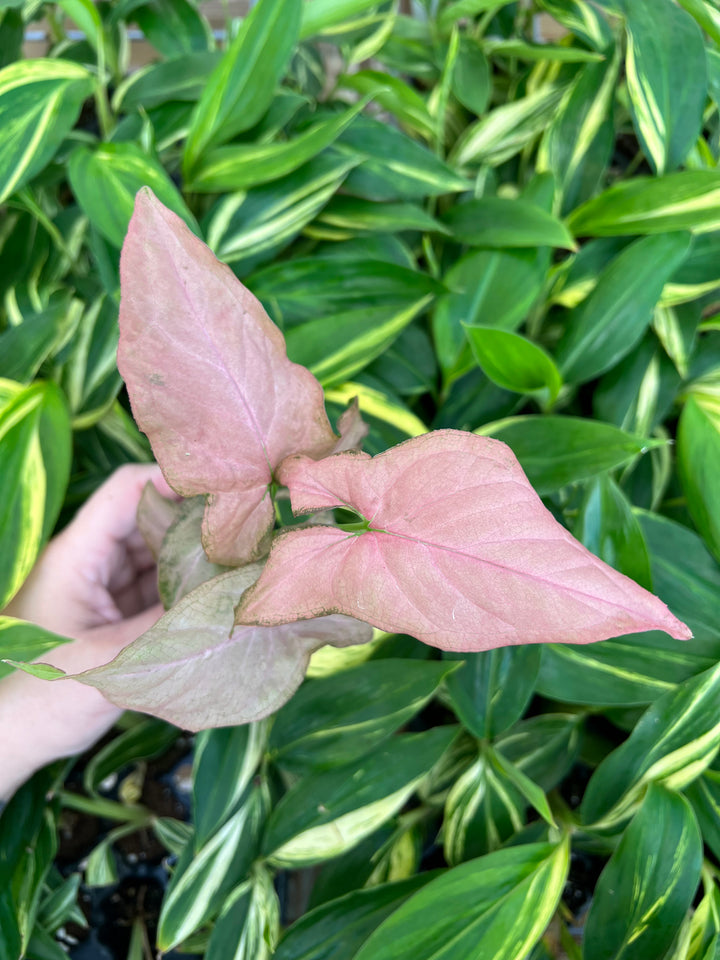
[1,0,720,957]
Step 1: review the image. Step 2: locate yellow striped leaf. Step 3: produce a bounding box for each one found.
[0,59,94,203]
[0,617,70,683]
[0,379,71,608]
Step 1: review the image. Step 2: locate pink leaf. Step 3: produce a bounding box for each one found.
[118,188,339,565]
[73,567,372,730]
[237,430,691,651]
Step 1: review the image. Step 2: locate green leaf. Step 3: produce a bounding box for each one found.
[445,197,576,250]
[464,326,562,402]
[300,0,384,39]
[112,51,221,111]
[489,748,556,828]
[337,117,470,200]
[581,662,720,827]
[183,0,301,172]
[452,85,565,168]
[273,875,438,960]
[82,719,178,797]
[677,395,720,563]
[0,380,71,608]
[556,233,691,384]
[495,715,582,792]
[262,727,457,867]
[539,55,619,215]
[285,296,433,387]
[638,510,720,649]
[535,0,614,51]
[484,39,604,62]
[567,172,720,236]
[432,250,546,382]
[249,257,442,325]
[476,416,661,494]
[315,196,448,235]
[0,301,74,383]
[325,382,428,448]
[0,59,94,203]
[443,646,541,740]
[186,102,366,193]
[438,0,515,33]
[270,660,457,773]
[58,0,104,52]
[68,142,198,248]
[193,722,269,849]
[0,617,70,683]
[339,70,434,140]
[443,752,526,864]
[451,35,491,116]
[575,476,652,589]
[353,840,569,960]
[537,637,711,707]
[157,786,268,951]
[685,769,720,863]
[205,153,357,273]
[624,0,707,174]
[133,0,212,57]
[584,785,702,960]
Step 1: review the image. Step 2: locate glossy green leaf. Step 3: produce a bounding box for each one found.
[452,85,565,168]
[624,0,706,174]
[0,301,74,383]
[68,142,198,248]
[183,0,301,172]
[133,0,212,57]
[353,840,569,960]
[113,51,221,111]
[0,59,94,203]
[0,380,71,608]
[540,56,618,215]
[337,117,470,200]
[270,660,456,773]
[638,510,720,649]
[438,0,515,33]
[581,662,720,827]
[584,785,702,960]
[464,326,562,402]
[157,785,268,951]
[339,70,434,140]
[677,395,720,563]
[678,0,720,46]
[535,0,614,50]
[316,196,448,235]
[206,868,279,960]
[495,715,582,792]
[443,646,541,740]
[192,722,269,848]
[575,475,652,588]
[273,875,437,960]
[432,249,545,381]
[556,232,691,384]
[186,103,365,193]
[567,172,720,236]
[205,153,357,272]
[0,617,70,684]
[489,748,556,828]
[249,257,442,325]
[685,769,720,863]
[285,296,433,387]
[445,197,576,250]
[451,35,491,115]
[537,637,711,707]
[443,752,526,864]
[476,416,662,494]
[300,0,383,39]
[485,39,603,63]
[263,727,457,867]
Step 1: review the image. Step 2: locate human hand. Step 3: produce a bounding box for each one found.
[0,464,176,801]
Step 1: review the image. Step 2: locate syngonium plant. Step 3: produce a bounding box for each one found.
[28,188,690,730]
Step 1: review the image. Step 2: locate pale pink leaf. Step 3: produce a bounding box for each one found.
[72,567,372,730]
[118,188,338,565]
[137,481,183,560]
[334,398,369,453]
[238,430,691,651]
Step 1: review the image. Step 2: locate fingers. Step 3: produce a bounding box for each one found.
[70,464,177,549]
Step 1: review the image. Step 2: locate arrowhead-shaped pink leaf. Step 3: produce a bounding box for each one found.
[118,188,339,565]
[236,431,691,651]
[72,567,372,730]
